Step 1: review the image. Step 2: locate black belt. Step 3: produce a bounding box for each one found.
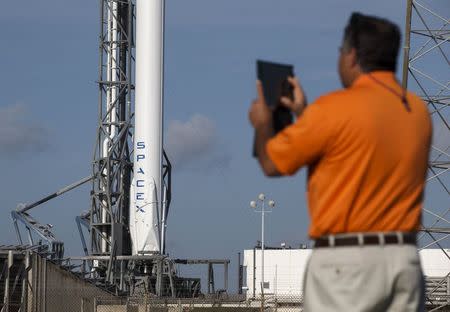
[314,232,416,248]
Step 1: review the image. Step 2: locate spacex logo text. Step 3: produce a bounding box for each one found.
[136,141,146,213]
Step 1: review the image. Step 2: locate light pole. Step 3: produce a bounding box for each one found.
[250,193,275,300]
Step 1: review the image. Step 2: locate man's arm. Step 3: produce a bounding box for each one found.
[254,121,280,177]
[249,78,307,177]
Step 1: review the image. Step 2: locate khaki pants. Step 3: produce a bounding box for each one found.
[303,244,425,312]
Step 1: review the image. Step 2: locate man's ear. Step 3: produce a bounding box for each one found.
[349,48,358,68]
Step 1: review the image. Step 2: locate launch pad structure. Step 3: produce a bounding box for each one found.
[10,0,230,299]
[403,0,450,263]
[402,0,450,308]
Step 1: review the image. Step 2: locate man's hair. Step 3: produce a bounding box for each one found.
[343,12,401,72]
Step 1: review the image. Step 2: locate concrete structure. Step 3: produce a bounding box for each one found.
[243,248,450,298]
[420,249,450,277]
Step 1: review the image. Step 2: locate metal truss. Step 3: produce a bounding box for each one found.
[10,176,93,261]
[63,255,228,297]
[403,0,450,309]
[11,211,64,261]
[90,0,134,261]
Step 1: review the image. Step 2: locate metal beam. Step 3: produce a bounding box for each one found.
[173,259,230,265]
[402,0,413,89]
[17,176,93,214]
[421,227,450,234]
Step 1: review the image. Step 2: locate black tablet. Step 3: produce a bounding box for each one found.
[253,60,294,157]
[257,60,294,108]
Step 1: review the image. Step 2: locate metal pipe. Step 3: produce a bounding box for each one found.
[261,200,265,297]
[67,254,165,261]
[12,218,23,245]
[101,0,120,254]
[118,0,131,256]
[42,259,46,312]
[160,185,167,254]
[75,216,89,256]
[238,252,242,294]
[161,151,172,255]
[119,260,124,291]
[3,251,13,312]
[224,261,228,292]
[23,251,30,312]
[26,228,34,245]
[253,247,256,299]
[18,176,93,213]
[402,0,413,89]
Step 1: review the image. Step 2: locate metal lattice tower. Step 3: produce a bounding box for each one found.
[403,0,450,243]
[90,0,134,260]
[403,0,450,304]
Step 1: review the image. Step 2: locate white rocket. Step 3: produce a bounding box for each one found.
[130,0,165,255]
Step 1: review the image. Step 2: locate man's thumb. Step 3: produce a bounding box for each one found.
[280,96,292,109]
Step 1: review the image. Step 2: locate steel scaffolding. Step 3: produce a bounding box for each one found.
[90,0,134,263]
[403,0,450,309]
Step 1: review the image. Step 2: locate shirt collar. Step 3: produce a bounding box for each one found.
[351,71,398,88]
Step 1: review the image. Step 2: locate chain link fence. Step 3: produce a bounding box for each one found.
[2,250,450,311]
[92,294,303,312]
[91,293,450,312]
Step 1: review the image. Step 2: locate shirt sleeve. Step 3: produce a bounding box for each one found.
[266,102,333,175]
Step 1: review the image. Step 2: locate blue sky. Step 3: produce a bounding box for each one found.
[1,0,448,292]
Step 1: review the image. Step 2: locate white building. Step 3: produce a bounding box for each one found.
[243,248,450,298]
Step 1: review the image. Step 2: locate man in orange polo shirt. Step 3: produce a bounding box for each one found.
[249,13,431,311]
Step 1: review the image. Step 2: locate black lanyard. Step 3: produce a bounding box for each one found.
[367,74,411,112]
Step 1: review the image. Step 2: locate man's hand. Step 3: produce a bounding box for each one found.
[248,80,280,177]
[280,76,307,117]
[249,80,272,129]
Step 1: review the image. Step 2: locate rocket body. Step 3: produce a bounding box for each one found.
[130,0,164,255]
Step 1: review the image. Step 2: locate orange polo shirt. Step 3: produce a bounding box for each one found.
[266,71,432,238]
